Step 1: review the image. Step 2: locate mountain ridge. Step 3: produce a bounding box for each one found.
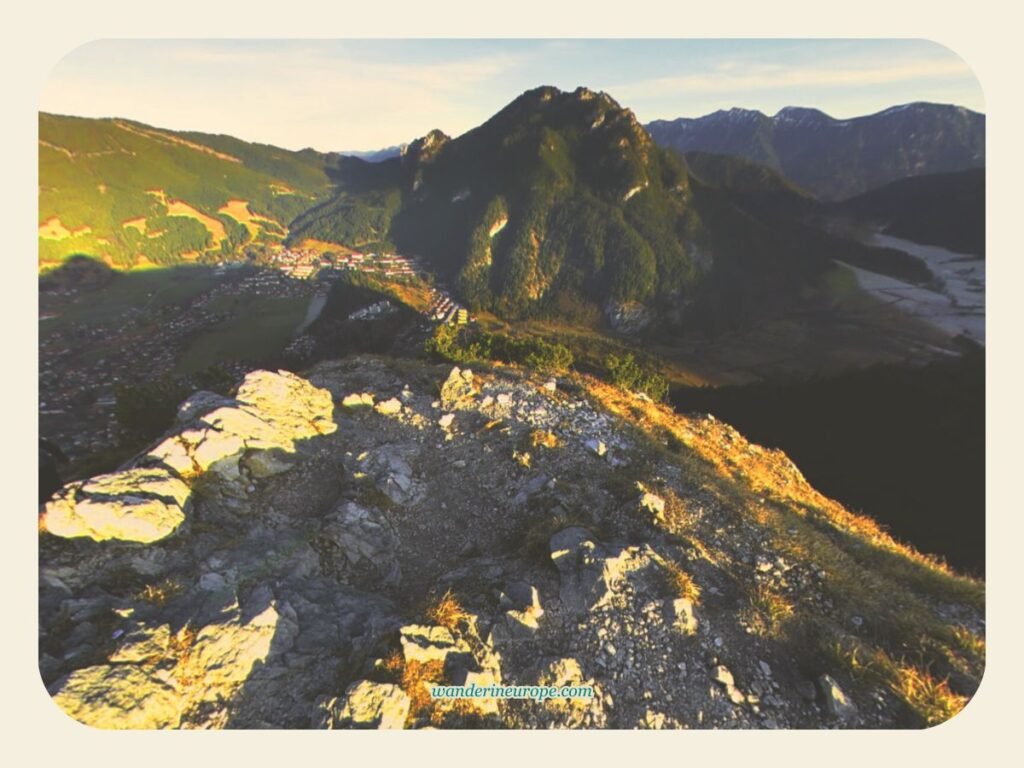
[38,357,984,729]
[646,101,984,200]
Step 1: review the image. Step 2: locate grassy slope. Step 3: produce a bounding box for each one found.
[39,113,334,270]
[584,373,983,726]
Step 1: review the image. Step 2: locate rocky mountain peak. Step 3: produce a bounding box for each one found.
[39,356,983,729]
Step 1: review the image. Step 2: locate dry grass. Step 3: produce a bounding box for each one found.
[39,216,91,240]
[403,659,445,720]
[888,661,969,727]
[951,626,986,663]
[136,578,184,606]
[425,589,472,632]
[579,370,984,724]
[741,583,794,637]
[836,640,969,727]
[530,429,561,449]
[664,561,702,603]
[512,449,532,468]
[378,649,449,726]
[164,199,227,245]
[168,624,199,688]
[583,373,980,589]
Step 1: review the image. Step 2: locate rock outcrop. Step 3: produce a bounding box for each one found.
[40,370,336,545]
[38,356,985,730]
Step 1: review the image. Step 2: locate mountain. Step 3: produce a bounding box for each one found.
[291,86,921,331]
[837,168,985,256]
[39,358,983,729]
[646,103,985,201]
[339,145,405,163]
[38,113,338,270]
[293,86,707,321]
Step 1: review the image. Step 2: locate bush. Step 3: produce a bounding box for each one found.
[605,352,669,401]
[424,325,574,375]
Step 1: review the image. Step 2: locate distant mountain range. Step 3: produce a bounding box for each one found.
[339,146,404,163]
[39,89,984,335]
[290,86,933,329]
[646,103,985,200]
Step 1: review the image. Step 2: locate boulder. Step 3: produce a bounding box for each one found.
[374,397,403,416]
[145,370,337,489]
[325,680,411,729]
[50,664,184,729]
[549,528,651,616]
[665,597,698,635]
[818,674,858,722]
[342,392,375,409]
[637,484,666,522]
[41,467,190,543]
[440,367,478,410]
[400,624,471,666]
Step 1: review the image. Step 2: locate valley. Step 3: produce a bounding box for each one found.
[844,231,985,344]
[37,78,986,731]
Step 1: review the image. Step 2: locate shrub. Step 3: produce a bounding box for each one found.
[424,325,574,375]
[605,352,669,402]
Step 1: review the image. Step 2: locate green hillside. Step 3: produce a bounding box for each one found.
[38,113,335,271]
[838,169,985,256]
[291,86,709,319]
[291,86,926,329]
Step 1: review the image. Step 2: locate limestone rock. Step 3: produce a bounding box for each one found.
[50,664,184,729]
[145,370,337,490]
[41,467,190,543]
[712,665,746,705]
[342,392,375,409]
[818,674,858,722]
[107,623,172,663]
[322,501,401,585]
[326,680,411,729]
[637,484,666,522]
[440,367,478,410]
[499,581,544,619]
[374,397,403,416]
[537,657,603,727]
[234,369,337,437]
[400,624,471,666]
[665,597,698,635]
[549,528,655,616]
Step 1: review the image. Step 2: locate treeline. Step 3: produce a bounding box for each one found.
[425,324,574,375]
[424,324,669,401]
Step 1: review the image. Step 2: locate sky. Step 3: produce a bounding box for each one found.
[40,39,984,153]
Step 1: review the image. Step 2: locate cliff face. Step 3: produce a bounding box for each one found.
[38,357,983,729]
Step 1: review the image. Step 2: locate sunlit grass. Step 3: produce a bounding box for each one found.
[136,577,184,606]
[741,583,794,637]
[832,638,969,727]
[425,589,472,633]
[664,561,702,603]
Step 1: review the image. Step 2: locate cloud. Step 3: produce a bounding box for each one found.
[611,53,976,99]
[41,41,537,149]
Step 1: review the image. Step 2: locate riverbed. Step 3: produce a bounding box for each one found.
[840,232,985,344]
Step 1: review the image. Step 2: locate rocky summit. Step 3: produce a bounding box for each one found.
[38,356,984,729]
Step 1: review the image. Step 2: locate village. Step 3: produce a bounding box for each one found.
[39,244,471,470]
[268,247,422,280]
